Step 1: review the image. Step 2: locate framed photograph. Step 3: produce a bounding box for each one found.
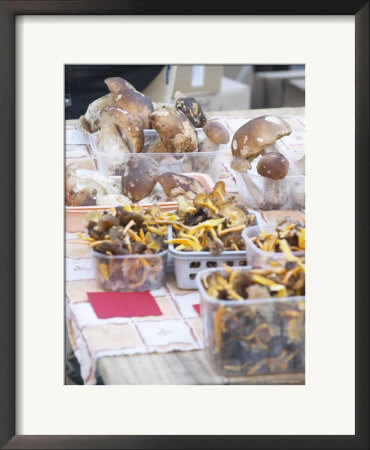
[1,1,368,448]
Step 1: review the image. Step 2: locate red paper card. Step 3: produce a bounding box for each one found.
[87,291,162,319]
[193,304,200,315]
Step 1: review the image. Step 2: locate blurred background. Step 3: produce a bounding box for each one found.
[65,64,305,119]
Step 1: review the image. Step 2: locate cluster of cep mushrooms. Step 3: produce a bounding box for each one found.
[79,77,230,155]
[74,76,303,210]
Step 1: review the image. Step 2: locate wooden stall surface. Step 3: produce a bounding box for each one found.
[66,106,305,385]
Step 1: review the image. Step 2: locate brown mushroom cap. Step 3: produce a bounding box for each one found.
[115,89,154,129]
[156,172,206,200]
[175,97,207,127]
[257,152,290,180]
[203,122,230,144]
[149,106,198,153]
[231,115,292,164]
[100,106,144,153]
[70,188,97,206]
[104,77,135,95]
[121,156,159,202]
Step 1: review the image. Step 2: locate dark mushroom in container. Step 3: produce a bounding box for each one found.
[175,94,207,128]
[121,156,159,202]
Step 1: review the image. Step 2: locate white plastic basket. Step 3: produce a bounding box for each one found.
[168,226,248,290]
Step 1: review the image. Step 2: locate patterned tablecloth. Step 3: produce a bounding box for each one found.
[66,114,305,384]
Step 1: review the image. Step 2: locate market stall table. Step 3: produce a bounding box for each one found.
[66,106,305,385]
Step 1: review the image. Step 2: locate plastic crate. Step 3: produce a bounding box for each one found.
[168,226,248,290]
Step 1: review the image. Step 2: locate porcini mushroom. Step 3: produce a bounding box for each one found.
[115,89,154,129]
[70,187,97,206]
[201,121,230,152]
[149,106,198,153]
[175,96,207,128]
[121,156,159,202]
[230,115,292,171]
[156,172,206,201]
[73,171,122,197]
[78,93,115,134]
[99,106,144,153]
[104,77,135,95]
[97,122,130,154]
[257,152,290,180]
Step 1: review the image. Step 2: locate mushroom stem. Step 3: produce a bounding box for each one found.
[263,178,289,209]
[240,172,265,208]
[200,139,219,152]
[263,142,280,154]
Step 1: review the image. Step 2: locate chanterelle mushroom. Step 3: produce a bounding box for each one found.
[202,121,230,152]
[230,115,292,171]
[156,172,206,201]
[115,89,154,129]
[149,106,198,153]
[99,106,144,153]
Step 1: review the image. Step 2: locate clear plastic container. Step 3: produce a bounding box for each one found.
[242,225,305,266]
[90,130,225,182]
[91,249,168,292]
[196,267,305,377]
[234,170,305,210]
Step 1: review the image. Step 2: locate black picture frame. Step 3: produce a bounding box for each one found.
[1,1,368,448]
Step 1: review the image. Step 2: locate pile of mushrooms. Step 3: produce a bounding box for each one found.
[230,115,305,210]
[122,164,208,203]
[166,181,256,255]
[80,204,177,291]
[79,78,229,176]
[66,161,208,207]
[251,218,305,253]
[202,244,305,300]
